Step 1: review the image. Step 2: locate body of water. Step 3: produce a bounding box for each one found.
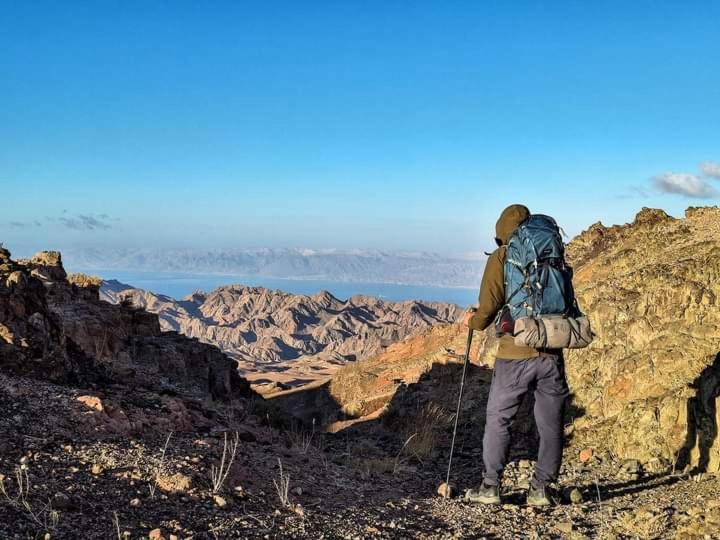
[76,269,478,306]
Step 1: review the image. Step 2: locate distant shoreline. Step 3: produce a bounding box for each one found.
[84,268,478,306]
[68,267,481,291]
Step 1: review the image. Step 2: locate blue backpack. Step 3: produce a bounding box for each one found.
[495,214,579,335]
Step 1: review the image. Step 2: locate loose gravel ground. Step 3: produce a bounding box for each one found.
[1,373,718,539]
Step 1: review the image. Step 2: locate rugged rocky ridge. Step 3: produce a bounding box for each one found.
[100,281,462,386]
[0,247,251,401]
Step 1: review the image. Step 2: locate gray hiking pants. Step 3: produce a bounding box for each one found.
[482,355,569,488]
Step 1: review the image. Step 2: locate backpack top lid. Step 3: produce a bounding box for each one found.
[508,214,565,262]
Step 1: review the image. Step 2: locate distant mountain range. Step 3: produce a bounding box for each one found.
[100,279,462,387]
[62,247,485,288]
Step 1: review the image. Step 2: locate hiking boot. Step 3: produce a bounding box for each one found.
[527,484,558,506]
[464,482,501,505]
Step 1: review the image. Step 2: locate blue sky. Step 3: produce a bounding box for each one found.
[1,1,719,256]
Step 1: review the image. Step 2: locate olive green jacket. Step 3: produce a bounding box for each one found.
[468,204,540,360]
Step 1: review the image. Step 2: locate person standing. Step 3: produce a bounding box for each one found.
[461,204,577,506]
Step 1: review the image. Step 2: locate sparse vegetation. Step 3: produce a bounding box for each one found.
[399,402,450,460]
[273,459,291,508]
[3,211,720,538]
[211,432,240,494]
[286,418,323,455]
[393,433,418,473]
[148,432,173,499]
[93,329,109,360]
[0,465,60,534]
[111,512,130,540]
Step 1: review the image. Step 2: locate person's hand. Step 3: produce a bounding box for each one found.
[461,308,476,328]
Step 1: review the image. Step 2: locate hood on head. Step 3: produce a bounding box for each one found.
[495,204,530,246]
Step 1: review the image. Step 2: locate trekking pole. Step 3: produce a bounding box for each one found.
[443,326,474,498]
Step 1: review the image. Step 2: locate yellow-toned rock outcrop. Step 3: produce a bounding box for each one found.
[566,207,720,471]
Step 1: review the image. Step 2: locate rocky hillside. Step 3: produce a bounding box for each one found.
[0,247,251,401]
[564,206,720,472]
[100,281,462,388]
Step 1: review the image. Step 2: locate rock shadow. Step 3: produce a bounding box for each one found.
[676,352,720,473]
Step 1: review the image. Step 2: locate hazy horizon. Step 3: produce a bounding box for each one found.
[1,204,707,262]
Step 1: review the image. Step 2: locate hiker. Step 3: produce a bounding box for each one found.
[460,204,591,506]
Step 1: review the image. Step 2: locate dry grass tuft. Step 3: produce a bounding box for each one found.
[0,465,60,533]
[211,432,240,494]
[384,401,451,461]
[273,459,291,508]
[148,432,173,499]
[286,419,323,455]
[402,402,450,459]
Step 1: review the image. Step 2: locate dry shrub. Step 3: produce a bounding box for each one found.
[285,419,324,455]
[0,466,60,533]
[211,432,240,494]
[391,402,451,460]
[273,459,291,508]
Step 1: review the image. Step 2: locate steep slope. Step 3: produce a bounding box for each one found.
[101,281,462,387]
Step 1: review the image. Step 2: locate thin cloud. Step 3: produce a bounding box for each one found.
[653,173,718,199]
[700,160,720,180]
[6,214,113,231]
[58,214,112,231]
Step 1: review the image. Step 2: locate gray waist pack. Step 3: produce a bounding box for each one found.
[513,315,593,349]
